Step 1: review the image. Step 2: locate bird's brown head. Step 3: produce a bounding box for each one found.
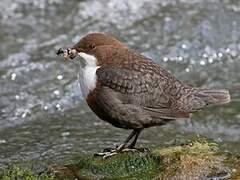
[57,33,124,61]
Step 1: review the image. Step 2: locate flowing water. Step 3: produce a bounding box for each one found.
[0,0,240,167]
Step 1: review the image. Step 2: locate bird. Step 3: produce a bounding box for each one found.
[57,32,230,157]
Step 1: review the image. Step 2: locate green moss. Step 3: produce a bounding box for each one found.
[154,141,229,179]
[1,139,240,179]
[52,139,239,179]
[53,154,163,179]
[0,165,54,180]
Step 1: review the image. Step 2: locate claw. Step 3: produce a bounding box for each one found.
[122,147,150,153]
[94,150,118,159]
[94,146,150,159]
[122,148,139,153]
[103,147,115,153]
[94,147,116,157]
[94,152,110,156]
[103,152,118,159]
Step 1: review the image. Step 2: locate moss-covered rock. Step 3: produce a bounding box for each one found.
[52,140,240,180]
[0,166,54,180]
[1,139,240,179]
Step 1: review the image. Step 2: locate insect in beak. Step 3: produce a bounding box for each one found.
[56,48,77,60]
[56,48,64,56]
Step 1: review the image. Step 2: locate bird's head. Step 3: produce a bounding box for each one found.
[57,33,124,65]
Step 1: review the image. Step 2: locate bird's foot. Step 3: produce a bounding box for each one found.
[123,146,150,153]
[94,144,125,159]
[94,151,117,159]
[93,148,116,157]
[94,145,150,159]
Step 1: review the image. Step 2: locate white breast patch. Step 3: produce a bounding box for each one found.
[77,52,100,98]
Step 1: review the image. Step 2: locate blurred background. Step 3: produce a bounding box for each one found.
[0,0,240,167]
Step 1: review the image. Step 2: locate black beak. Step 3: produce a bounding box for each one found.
[56,48,64,56]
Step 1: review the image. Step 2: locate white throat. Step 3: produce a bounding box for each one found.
[77,52,100,98]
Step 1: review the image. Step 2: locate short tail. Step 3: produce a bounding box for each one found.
[185,88,231,112]
[196,88,231,105]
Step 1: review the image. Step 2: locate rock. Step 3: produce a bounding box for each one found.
[51,139,240,180]
[1,138,239,179]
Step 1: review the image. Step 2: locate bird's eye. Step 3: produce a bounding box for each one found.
[89,44,95,49]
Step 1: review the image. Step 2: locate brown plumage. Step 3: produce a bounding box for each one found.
[58,32,231,156]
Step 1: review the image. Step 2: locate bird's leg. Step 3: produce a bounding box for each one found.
[122,129,149,153]
[116,129,138,151]
[127,129,141,149]
[95,130,138,158]
[100,130,137,153]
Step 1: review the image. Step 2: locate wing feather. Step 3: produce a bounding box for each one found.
[96,66,189,119]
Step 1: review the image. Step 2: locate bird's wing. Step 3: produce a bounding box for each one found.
[96,66,189,119]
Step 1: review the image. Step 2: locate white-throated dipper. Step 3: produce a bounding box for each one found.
[57,33,231,157]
